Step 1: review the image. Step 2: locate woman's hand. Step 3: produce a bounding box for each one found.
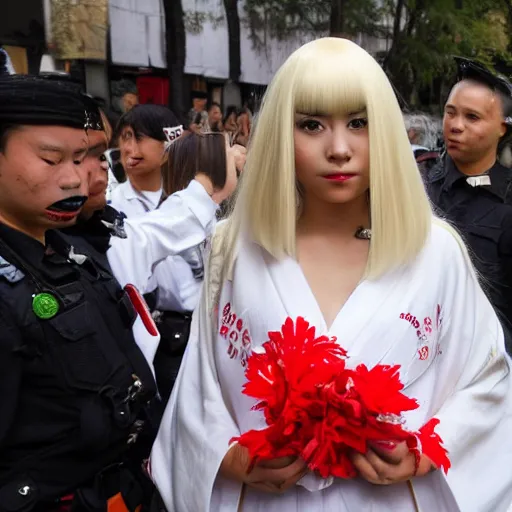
[220,444,308,494]
[350,441,436,485]
[231,144,247,173]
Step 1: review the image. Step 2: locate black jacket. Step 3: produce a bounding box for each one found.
[425,156,512,352]
[0,222,156,511]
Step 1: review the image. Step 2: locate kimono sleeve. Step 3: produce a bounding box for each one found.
[107,179,218,293]
[432,228,512,512]
[150,248,241,512]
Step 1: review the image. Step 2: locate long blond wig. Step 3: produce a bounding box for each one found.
[220,38,433,280]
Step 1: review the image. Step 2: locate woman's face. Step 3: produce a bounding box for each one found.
[294,111,370,205]
[119,126,165,177]
[209,105,222,125]
[224,112,238,132]
[237,112,250,135]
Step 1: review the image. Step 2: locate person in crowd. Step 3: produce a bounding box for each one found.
[110,104,240,402]
[403,113,440,175]
[151,38,512,512]
[234,107,252,147]
[111,104,183,215]
[404,113,437,150]
[188,90,209,132]
[186,108,205,135]
[208,102,223,132]
[122,91,139,113]
[149,131,245,399]
[223,105,239,144]
[426,56,512,350]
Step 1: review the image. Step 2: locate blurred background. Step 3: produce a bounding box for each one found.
[2,0,512,121]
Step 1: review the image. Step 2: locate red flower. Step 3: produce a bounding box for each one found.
[232,317,450,478]
[242,316,346,425]
[415,418,451,474]
[302,366,419,478]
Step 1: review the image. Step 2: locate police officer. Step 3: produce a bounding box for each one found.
[426,57,512,351]
[0,75,226,511]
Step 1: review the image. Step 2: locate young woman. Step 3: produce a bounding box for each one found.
[110,104,178,215]
[208,102,224,132]
[151,38,512,511]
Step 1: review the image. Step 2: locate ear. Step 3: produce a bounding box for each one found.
[0,150,7,177]
[160,150,169,166]
[499,121,507,138]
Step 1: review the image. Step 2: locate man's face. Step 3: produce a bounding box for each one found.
[0,126,89,239]
[80,129,109,220]
[209,105,222,124]
[193,97,207,112]
[443,80,506,165]
[123,93,138,112]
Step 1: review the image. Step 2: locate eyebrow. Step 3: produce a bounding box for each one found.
[73,147,89,158]
[87,142,107,154]
[445,103,484,115]
[39,144,63,152]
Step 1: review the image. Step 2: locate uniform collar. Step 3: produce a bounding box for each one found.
[123,179,142,201]
[0,222,47,267]
[0,223,77,281]
[438,156,511,201]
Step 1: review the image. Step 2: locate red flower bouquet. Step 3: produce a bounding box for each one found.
[231,317,450,478]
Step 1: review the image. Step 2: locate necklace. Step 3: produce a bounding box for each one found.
[355,226,371,240]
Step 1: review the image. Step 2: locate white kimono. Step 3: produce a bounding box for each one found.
[151,221,512,512]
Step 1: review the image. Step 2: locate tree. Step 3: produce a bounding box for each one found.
[240,0,512,109]
[381,0,512,107]
[162,0,187,117]
[330,0,346,36]
[243,0,382,51]
[223,0,242,82]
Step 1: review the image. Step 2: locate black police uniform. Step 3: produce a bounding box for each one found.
[0,221,157,512]
[426,156,512,353]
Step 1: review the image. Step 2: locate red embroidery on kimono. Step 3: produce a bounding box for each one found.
[418,346,429,360]
[400,305,443,361]
[219,302,253,367]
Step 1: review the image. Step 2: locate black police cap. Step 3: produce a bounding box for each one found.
[0,74,103,131]
[454,56,512,99]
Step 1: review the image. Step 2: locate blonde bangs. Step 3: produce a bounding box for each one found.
[293,55,366,119]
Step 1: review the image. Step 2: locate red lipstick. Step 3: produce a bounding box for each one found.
[323,173,355,182]
[44,210,81,222]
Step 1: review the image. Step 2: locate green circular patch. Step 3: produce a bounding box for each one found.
[32,293,60,320]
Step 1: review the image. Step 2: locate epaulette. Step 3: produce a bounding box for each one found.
[100,206,127,239]
[0,255,25,283]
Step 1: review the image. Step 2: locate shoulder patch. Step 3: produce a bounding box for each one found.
[0,255,25,283]
[101,210,127,239]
